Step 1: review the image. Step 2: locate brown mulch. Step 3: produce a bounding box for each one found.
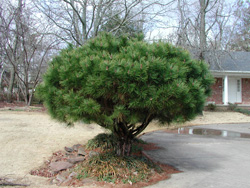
[30,143,181,188]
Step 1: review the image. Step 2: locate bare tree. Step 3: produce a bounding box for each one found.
[0,0,59,105]
[33,0,175,46]
[187,0,220,60]
[229,0,250,51]
[170,0,235,59]
[15,27,58,105]
[176,0,188,47]
[0,0,23,102]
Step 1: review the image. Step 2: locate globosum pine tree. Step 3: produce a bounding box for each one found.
[37,32,214,156]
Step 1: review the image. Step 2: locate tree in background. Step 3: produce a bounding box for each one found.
[37,33,214,156]
[33,0,175,46]
[157,0,250,54]
[0,0,59,104]
[230,0,250,51]
[100,13,143,38]
[174,0,223,59]
[0,0,23,102]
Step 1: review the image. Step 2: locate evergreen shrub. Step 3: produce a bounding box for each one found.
[37,32,214,156]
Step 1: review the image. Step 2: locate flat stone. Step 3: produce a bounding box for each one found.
[60,178,73,186]
[60,171,70,177]
[65,152,74,157]
[56,171,72,186]
[67,156,85,164]
[77,147,87,156]
[50,179,58,185]
[64,146,74,153]
[56,174,66,184]
[49,161,73,173]
[69,172,78,178]
[73,144,82,151]
[81,178,96,184]
[88,151,99,158]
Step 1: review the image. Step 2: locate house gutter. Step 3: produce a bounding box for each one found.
[210,70,250,78]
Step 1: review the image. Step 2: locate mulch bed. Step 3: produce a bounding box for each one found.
[31,143,181,188]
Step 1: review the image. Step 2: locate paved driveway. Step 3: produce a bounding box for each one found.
[142,123,250,188]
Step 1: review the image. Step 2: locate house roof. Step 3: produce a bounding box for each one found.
[206,51,250,72]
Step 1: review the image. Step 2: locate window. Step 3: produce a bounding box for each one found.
[237,80,241,92]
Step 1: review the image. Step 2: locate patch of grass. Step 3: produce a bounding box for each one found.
[74,151,162,184]
[207,103,217,111]
[86,133,117,151]
[86,133,147,152]
[228,102,238,111]
[234,108,250,116]
[76,133,160,184]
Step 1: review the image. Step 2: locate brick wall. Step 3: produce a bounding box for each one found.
[206,78,223,104]
[242,78,250,104]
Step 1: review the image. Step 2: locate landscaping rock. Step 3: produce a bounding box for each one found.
[60,178,73,186]
[88,151,99,158]
[50,178,58,185]
[64,146,74,153]
[69,172,78,178]
[77,147,87,156]
[56,174,66,185]
[81,178,96,184]
[49,161,73,173]
[67,156,85,164]
[73,144,82,151]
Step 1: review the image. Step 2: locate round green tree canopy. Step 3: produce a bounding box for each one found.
[38,33,214,130]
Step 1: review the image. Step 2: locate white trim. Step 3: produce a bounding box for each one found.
[211,70,250,78]
[223,76,228,105]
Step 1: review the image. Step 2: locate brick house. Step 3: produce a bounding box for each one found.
[205,51,250,105]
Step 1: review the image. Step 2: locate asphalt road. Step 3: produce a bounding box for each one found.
[142,123,250,188]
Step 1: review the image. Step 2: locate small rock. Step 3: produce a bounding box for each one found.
[50,178,58,185]
[56,171,71,185]
[60,171,70,177]
[73,144,82,151]
[69,172,78,178]
[67,156,85,164]
[81,178,96,184]
[60,178,73,186]
[88,151,99,158]
[56,174,66,184]
[133,171,138,175]
[49,161,73,173]
[78,147,87,156]
[65,152,74,157]
[64,146,74,153]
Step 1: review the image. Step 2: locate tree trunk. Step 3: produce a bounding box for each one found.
[177,0,187,48]
[113,122,134,157]
[199,0,207,60]
[28,89,34,106]
[0,69,4,92]
[113,114,154,156]
[93,0,103,37]
[82,0,87,41]
[7,67,15,103]
[116,135,133,156]
[24,77,29,105]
